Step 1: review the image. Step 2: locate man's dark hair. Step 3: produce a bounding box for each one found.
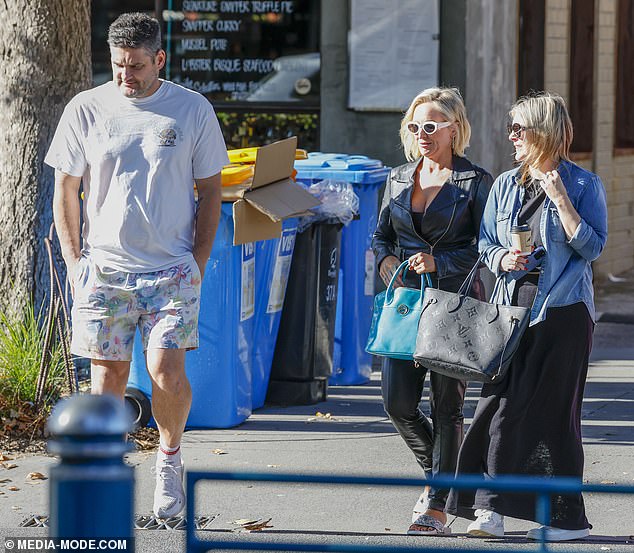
[108,12,162,54]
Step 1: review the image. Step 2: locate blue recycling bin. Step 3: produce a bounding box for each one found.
[252,220,297,409]
[294,154,389,385]
[127,203,253,429]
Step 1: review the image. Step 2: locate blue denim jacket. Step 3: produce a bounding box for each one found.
[479,159,608,325]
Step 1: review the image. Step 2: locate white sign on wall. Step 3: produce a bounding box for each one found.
[348,0,440,111]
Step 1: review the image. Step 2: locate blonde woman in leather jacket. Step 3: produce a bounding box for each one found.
[372,87,492,535]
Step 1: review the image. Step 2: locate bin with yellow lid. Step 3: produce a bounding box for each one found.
[227,146,308,165]
[221,164,254,187]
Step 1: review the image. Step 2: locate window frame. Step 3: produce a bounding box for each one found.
[568,0,595,156]
[615,0,634,155]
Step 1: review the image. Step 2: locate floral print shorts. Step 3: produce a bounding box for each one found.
[71,257,202,361]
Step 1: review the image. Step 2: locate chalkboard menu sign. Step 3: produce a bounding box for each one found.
[162,0,320,109]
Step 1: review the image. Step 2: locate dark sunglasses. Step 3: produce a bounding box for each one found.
[507,122,531,136]
[406,120,453,135]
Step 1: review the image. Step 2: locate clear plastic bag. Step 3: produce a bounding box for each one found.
[297,179,360,232]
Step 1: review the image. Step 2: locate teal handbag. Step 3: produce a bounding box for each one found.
[366,261,433,360]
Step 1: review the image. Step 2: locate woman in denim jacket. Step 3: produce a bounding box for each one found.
[447,93,608,542]
[372,87,492,535]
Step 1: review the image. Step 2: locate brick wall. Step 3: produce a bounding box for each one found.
[592,0,634,277]
[544,0,634,279]
[544,0,571,102]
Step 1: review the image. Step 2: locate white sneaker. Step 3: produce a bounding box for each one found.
[467,509,505,537]
[153,457,185,518]
[411,487,430,523]
[526,525,590,542]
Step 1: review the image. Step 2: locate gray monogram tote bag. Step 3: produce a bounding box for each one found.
[413,256,530,383]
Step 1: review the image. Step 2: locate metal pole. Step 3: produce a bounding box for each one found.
[535,492,551,552]
[47,394,134,545]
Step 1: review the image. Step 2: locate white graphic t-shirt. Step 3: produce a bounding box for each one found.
[45,80,229,272]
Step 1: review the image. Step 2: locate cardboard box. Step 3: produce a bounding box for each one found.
[223,137,320,245]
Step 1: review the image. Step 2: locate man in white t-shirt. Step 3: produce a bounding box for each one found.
[45,12,229,519]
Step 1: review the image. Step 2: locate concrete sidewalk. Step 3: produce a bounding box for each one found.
[1,362,633,551]
[592,268,634,361]
[1,273,633,551]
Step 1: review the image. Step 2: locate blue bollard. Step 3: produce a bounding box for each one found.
[47,394,134,542]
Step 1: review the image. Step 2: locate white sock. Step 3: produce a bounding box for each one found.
[157,441,181,465]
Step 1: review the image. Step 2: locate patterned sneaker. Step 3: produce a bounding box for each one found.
[153,457,185,518]
[467,509,505,537]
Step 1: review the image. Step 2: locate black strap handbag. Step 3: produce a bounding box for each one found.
[413,256,530,383]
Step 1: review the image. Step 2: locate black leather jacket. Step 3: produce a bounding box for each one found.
[372,155,492,292]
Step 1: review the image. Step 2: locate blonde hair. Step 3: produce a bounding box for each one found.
[510,92,573,185]
[400,87,471,161]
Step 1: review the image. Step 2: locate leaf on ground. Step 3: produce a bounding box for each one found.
[26,472,47,481]
[230,518,274,532]
[0,478,12,484]
[231,519,259,526]
[306,411,341,423]
[11,506,20,510]
[2,463,18,470]
[267,464,280,468]
[600,480,616,484]
[0,454,13,461]
[241,518,273,532]
[7,486,19,491]
[211,449,228,455]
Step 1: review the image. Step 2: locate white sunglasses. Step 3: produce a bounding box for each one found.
[406,120,453,135]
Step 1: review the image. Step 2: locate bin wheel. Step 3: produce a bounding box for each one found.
[124,387,152,430]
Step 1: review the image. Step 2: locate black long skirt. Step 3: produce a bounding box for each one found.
[446,301,593,530]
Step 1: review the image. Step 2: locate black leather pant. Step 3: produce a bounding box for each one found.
[381,357,466,511]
